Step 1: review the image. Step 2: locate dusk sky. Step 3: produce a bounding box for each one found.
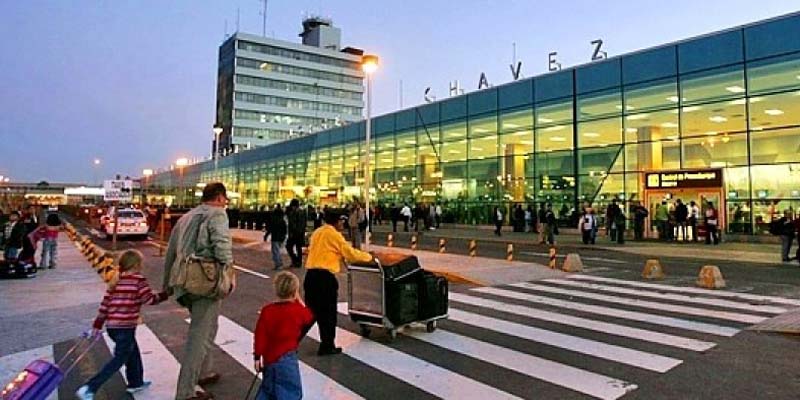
[1,1,797,184]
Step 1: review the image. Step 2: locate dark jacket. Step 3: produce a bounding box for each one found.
[267,210,287,242]
[675,203,688,222]
[287,207,306,238]
[5,222,25,248]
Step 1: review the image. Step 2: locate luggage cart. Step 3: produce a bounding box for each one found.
[346,258,447,341]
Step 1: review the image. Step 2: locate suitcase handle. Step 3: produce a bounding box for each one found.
[58,334,100,376]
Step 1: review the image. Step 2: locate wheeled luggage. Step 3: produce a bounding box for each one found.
[0,335,98,400]
[0,259,37,279]
[417,271,448,322]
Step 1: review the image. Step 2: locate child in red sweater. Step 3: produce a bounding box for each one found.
[76,250,167,400]
[253,271,314,400]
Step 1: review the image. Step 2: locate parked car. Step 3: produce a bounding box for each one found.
[103,209,149,240]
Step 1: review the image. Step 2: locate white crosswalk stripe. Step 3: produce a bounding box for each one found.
[511,282,768,324]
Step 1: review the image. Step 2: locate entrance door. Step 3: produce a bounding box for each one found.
[645,188,724,239]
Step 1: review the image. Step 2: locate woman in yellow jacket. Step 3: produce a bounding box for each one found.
[304,208,373,355]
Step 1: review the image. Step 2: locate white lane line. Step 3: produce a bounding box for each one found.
[445,308,681,373]
[512,283,767,324]
[567,275,800,307]
[233,265,270,279]
[307,323,521,399]
[334,305,635,400]
[474,287,739,337]
[0,346,58,400]
[208,316,363,400]
[102,325,179,400]
[543,279,788,314]
[521,252,627,264]
[449,292,716,352]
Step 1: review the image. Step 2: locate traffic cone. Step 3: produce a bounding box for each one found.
[562,253,584,272]
[697,265,726,289]
[642,259,665,280]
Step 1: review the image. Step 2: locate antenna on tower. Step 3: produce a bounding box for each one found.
[260,0,269,37]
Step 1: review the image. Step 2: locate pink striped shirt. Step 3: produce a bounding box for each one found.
[93,273,166,329]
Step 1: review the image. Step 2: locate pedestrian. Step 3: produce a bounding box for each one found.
[253,272,314,400]
[375,203,383,226]
[414,203,424,232]
[400,203,412,232]
[513,204,525,233]
[163,182,236,400]
[313,206,323,230]
[389,202,399,233]
[605,199,620,242]
[633,203,648,241]
[3,211,25,260]
[704,201,720,245]
[29,213,61,269]
[266,204,288,270]
[493,206,503,236]
[537,203,547,243]
[579,207,597,244]
[286,200,305,269]
[688,201,700,242]
[348,203,365,249]
[76,250,168,400]
[675,199,688,241]
[544,203,557,245]
[770,210,796,262]
[615,209,626,244]
[428,203,437,230]
[435,203,443,229]
[655,201,669,241]
[304,209,373,356]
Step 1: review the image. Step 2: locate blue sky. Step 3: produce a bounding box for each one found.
[1,1,798,183]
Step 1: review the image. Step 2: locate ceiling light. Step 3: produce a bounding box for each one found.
[544,125,565,132]
[448,150,461,154]
[709,116,728,123]
[666,96,681,103]
[705,131,718,136]
[625,128,638,133]
[520,140,534,145]
[661,122,679,128]
[725,86,746,93]
[471,147,484,151]
[764,109,784,116]
[503,123,520,129]
[512,130,530,136]
[682,106,702,113]
[626,113,649,121]
[537,117,553,123]
[404,140,416,144]
[473,128,489,133]
[730,99,746,105]
[582,132,600,138]
[615,105,635,110]
[549,136,566,142]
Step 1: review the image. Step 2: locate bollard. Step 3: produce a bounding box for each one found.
[506,243,514,262]
[562,253,584,272]
[411,234,418,250]
[438,238,446,253]
[642,259,665,280]
[548,247,557,269]
[469,240,477,257]
[697,265,726,289]
[387,233,394,247]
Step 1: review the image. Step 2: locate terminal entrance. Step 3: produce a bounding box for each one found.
[643,169,725,240]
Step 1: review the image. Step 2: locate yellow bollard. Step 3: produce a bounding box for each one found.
[506,243,514,262]
[411,234,418,250]
[562,253,584,272]
[697,265,726,289]
[387,233,394,247]
[469,240,477,257]
[548,246,557,269]
[642,259,665,280]
[438,238,446,253]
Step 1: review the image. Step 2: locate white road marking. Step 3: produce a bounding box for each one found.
[567,274,800,307]
[0,346,58,400]
[233,265,270,279]
[474,287,739,337]
[449,292,716,352]
[520,251,627,264]
[513,283,767,324]
[336,303,636,400]
[103,325,179,400]
[207,316,363,400]
[307,324,522,399]
[543,279,788,314]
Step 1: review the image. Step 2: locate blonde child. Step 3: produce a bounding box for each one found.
[76,250,167,400]
[253,271,314,400]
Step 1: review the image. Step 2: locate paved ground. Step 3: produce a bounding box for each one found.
[2,218,800,400]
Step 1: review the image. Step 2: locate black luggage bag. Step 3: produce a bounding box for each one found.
[385,280,419,326]
[417,271,448,320]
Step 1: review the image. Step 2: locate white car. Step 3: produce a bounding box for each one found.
[104,209,149,239]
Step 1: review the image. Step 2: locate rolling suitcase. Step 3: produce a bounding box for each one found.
[417,271,448,321]
[1,334,98,400]
[385,279,419,326]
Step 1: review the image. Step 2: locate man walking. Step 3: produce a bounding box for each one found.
[655,201,669,241]
[688,201,700,242]
[163,183,234,400]
[400,203,412,232]
[286,199,305,269]
[605,200,621,242]
[266,204,287,270]
[674,199,688,241]
[633,203,648,241]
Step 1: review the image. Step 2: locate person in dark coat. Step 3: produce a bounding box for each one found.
[3,211,25,260]
[513,204,525,233]
[674,199,688,241]
[285,199,306,269]
[633,203,649,241]
[605,200,621,242]
[389,203,399,233]
[266,205,287,270]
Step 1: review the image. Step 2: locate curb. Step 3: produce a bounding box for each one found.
[426,269,486,286]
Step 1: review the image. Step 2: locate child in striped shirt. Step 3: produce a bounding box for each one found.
[76,250,167,400]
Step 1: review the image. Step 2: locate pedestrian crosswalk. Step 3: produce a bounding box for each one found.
[4,274,798,400]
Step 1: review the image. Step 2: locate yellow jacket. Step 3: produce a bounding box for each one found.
[305,224,373,273]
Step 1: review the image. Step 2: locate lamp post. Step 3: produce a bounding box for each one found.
[176,158,188,208]
[361,54,379,250]
[142,169,153,206]
[213,126,223,173]
[92,158,101,186]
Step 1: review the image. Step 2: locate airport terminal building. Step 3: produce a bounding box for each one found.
[151,12,800,235]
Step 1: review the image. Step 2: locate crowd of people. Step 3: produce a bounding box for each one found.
[1,204,62,268]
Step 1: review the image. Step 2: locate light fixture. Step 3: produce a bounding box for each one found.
[176,158,189,167]
[660,122,679,128]
[549,136,566,142]
[626,113,649,121]
[666,96,681,103]
[544,125,565,132]
[725,86,746,93]
[625,128,638,133]
[582,132,600,138]
[503,123,520,129]
[361,55,379,74]
[682,106,702,113]
[709,116,728,123]
[764,109,784,116]
[537,117,553,123]
[473,128,489,133]
[142,169,153,177]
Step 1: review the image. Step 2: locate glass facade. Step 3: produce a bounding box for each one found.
[169,13,800,235]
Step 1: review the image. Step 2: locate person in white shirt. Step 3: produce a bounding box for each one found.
[688,201,700,242]
[400,203,412,232]
[579,207,597,244]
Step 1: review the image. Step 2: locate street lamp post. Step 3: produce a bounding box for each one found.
[176,158,189,208]
[92,158,101,186]
[361,54,379,250]
[213,126,223,172]
[142,169,153,206]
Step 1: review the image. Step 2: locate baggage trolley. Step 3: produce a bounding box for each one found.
[346,258,447,341]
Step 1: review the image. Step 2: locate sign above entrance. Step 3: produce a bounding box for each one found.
[645,169,723,189]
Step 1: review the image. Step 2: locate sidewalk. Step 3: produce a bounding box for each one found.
[366,225,789,265]
[231,229,565,286]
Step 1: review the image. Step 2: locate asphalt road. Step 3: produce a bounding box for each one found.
[47,218,800,400]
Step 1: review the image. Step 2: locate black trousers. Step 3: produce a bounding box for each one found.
[303,269,339,351]
[286,235,304,267]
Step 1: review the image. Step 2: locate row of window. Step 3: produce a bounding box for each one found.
[236,58,362,85]
[234,92,362,116]
[233,109,343,129]
[235,74,362,100]
[233,127,294,140]
[237,40,361,70]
